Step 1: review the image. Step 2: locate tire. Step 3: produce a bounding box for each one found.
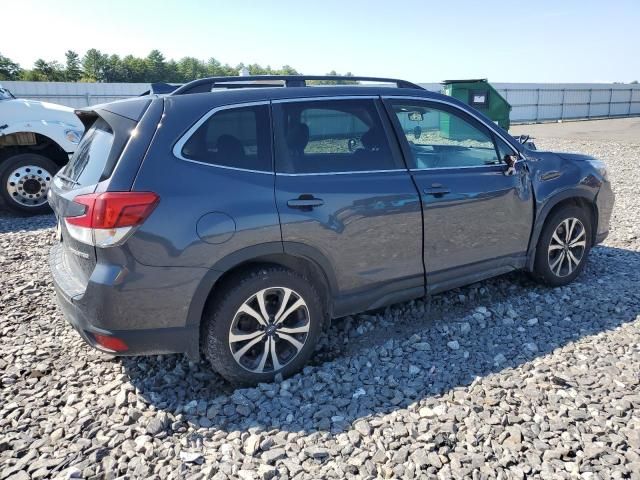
[202,266,325,386]
[532,205,592,287]
[0,153,58,215]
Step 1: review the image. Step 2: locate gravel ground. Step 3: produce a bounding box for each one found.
[1,136,639,479]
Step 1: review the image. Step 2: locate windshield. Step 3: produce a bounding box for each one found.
[0,86,15,100]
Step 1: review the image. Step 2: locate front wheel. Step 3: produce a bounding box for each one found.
[0,153,58,215]
[202,266,325,386]
[533,205,592,286]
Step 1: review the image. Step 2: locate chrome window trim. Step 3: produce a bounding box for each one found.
[172,100,273,174]
[272,95,379,103]
[408,164,504,172]
[276,169,406,177]
[382,95,523,158]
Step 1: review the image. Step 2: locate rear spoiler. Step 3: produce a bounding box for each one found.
[74,98,153,128]
[139,82,181,96]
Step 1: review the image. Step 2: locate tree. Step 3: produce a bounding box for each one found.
[82,49,108,81]
[145,50,166,82]
[0,52,22,80]
[64,50,82,81]
[121,55,148,82]
[631,80,639,84]
[33,59,65,81]
[7,47,348,84]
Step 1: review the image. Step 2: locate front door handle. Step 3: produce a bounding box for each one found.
[423,184,450,197]
[287,195,324,210]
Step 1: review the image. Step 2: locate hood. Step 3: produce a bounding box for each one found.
[555,152,597,162]
[0,98,81,127]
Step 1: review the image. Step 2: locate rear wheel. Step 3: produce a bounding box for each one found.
[533,205,592,286]
[0,153,58,215]
[202,266,324,385]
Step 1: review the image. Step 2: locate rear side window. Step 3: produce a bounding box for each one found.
[62,118,114,186]
[274,99,397,174]
[181,104,271,172]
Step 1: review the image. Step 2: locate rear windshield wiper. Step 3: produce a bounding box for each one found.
[56,172,80,186]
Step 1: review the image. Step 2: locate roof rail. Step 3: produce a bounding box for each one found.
[171,75,424,95]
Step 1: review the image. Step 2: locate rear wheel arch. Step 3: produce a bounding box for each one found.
[186,246,337,356]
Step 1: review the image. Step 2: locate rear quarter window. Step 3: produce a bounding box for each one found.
[62,118,114,186]
[180,104,272,172]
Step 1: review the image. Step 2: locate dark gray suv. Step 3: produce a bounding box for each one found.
[48,75,614,385]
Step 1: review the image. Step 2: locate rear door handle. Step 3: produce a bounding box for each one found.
[287,196,324,209]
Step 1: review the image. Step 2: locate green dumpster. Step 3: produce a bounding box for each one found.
[441,79,511,136]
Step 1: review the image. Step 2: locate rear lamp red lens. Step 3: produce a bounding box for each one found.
[93,333,129,352]
[67,192,159,229]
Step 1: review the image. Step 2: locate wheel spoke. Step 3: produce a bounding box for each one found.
[567,218,577,243]
[269,336,282,371]
[548,243,564,251]
[256,338,270,372]
[570,239,586,249]
[238,303,268,326]
[229,329,263,344]
[275,298,305,325]
[550,251,565,275]
[274,288,293,323]
[551,231,564,247]
[256,289,270,323]
[570,228,585,244]
[278,324,310,335]
[566,252,574,274]
[278,333,304,352]
[562,219,571,242]
[567,250,581,270]
[232,336,263,363]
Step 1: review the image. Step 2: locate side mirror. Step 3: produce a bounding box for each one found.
[408,111,424,122]
[504,154,518,176]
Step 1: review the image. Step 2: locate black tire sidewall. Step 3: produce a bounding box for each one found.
[203,267,324,386]
[0,153,58,215]
[534,205,592,286]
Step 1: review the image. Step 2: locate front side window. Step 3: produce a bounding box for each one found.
[181,104,271,172]
[274,99,397,174]
[389,101,501,169]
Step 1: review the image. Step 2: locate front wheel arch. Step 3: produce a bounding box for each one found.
[526,192,598,271]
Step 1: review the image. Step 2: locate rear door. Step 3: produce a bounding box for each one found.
[273,97,424,314]
[384,98,533,292]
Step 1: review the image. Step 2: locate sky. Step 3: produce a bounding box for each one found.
[1,0,639,83]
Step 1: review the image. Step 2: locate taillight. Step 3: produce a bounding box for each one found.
[65,192,159,247]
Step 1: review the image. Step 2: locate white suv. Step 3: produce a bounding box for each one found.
[0,85,84,214]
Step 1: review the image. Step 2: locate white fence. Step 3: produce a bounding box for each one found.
[2,80,639,124]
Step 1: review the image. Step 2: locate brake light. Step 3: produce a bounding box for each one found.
[65,192,159,247]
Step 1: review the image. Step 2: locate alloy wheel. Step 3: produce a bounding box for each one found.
[228,287,310,373]
[6,165,53,207]
[547,217,587,277]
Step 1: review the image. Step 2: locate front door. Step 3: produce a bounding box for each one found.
[385,98,534,292]
[272,97,424,314]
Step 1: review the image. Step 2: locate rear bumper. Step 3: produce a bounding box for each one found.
[49,243,205,359]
